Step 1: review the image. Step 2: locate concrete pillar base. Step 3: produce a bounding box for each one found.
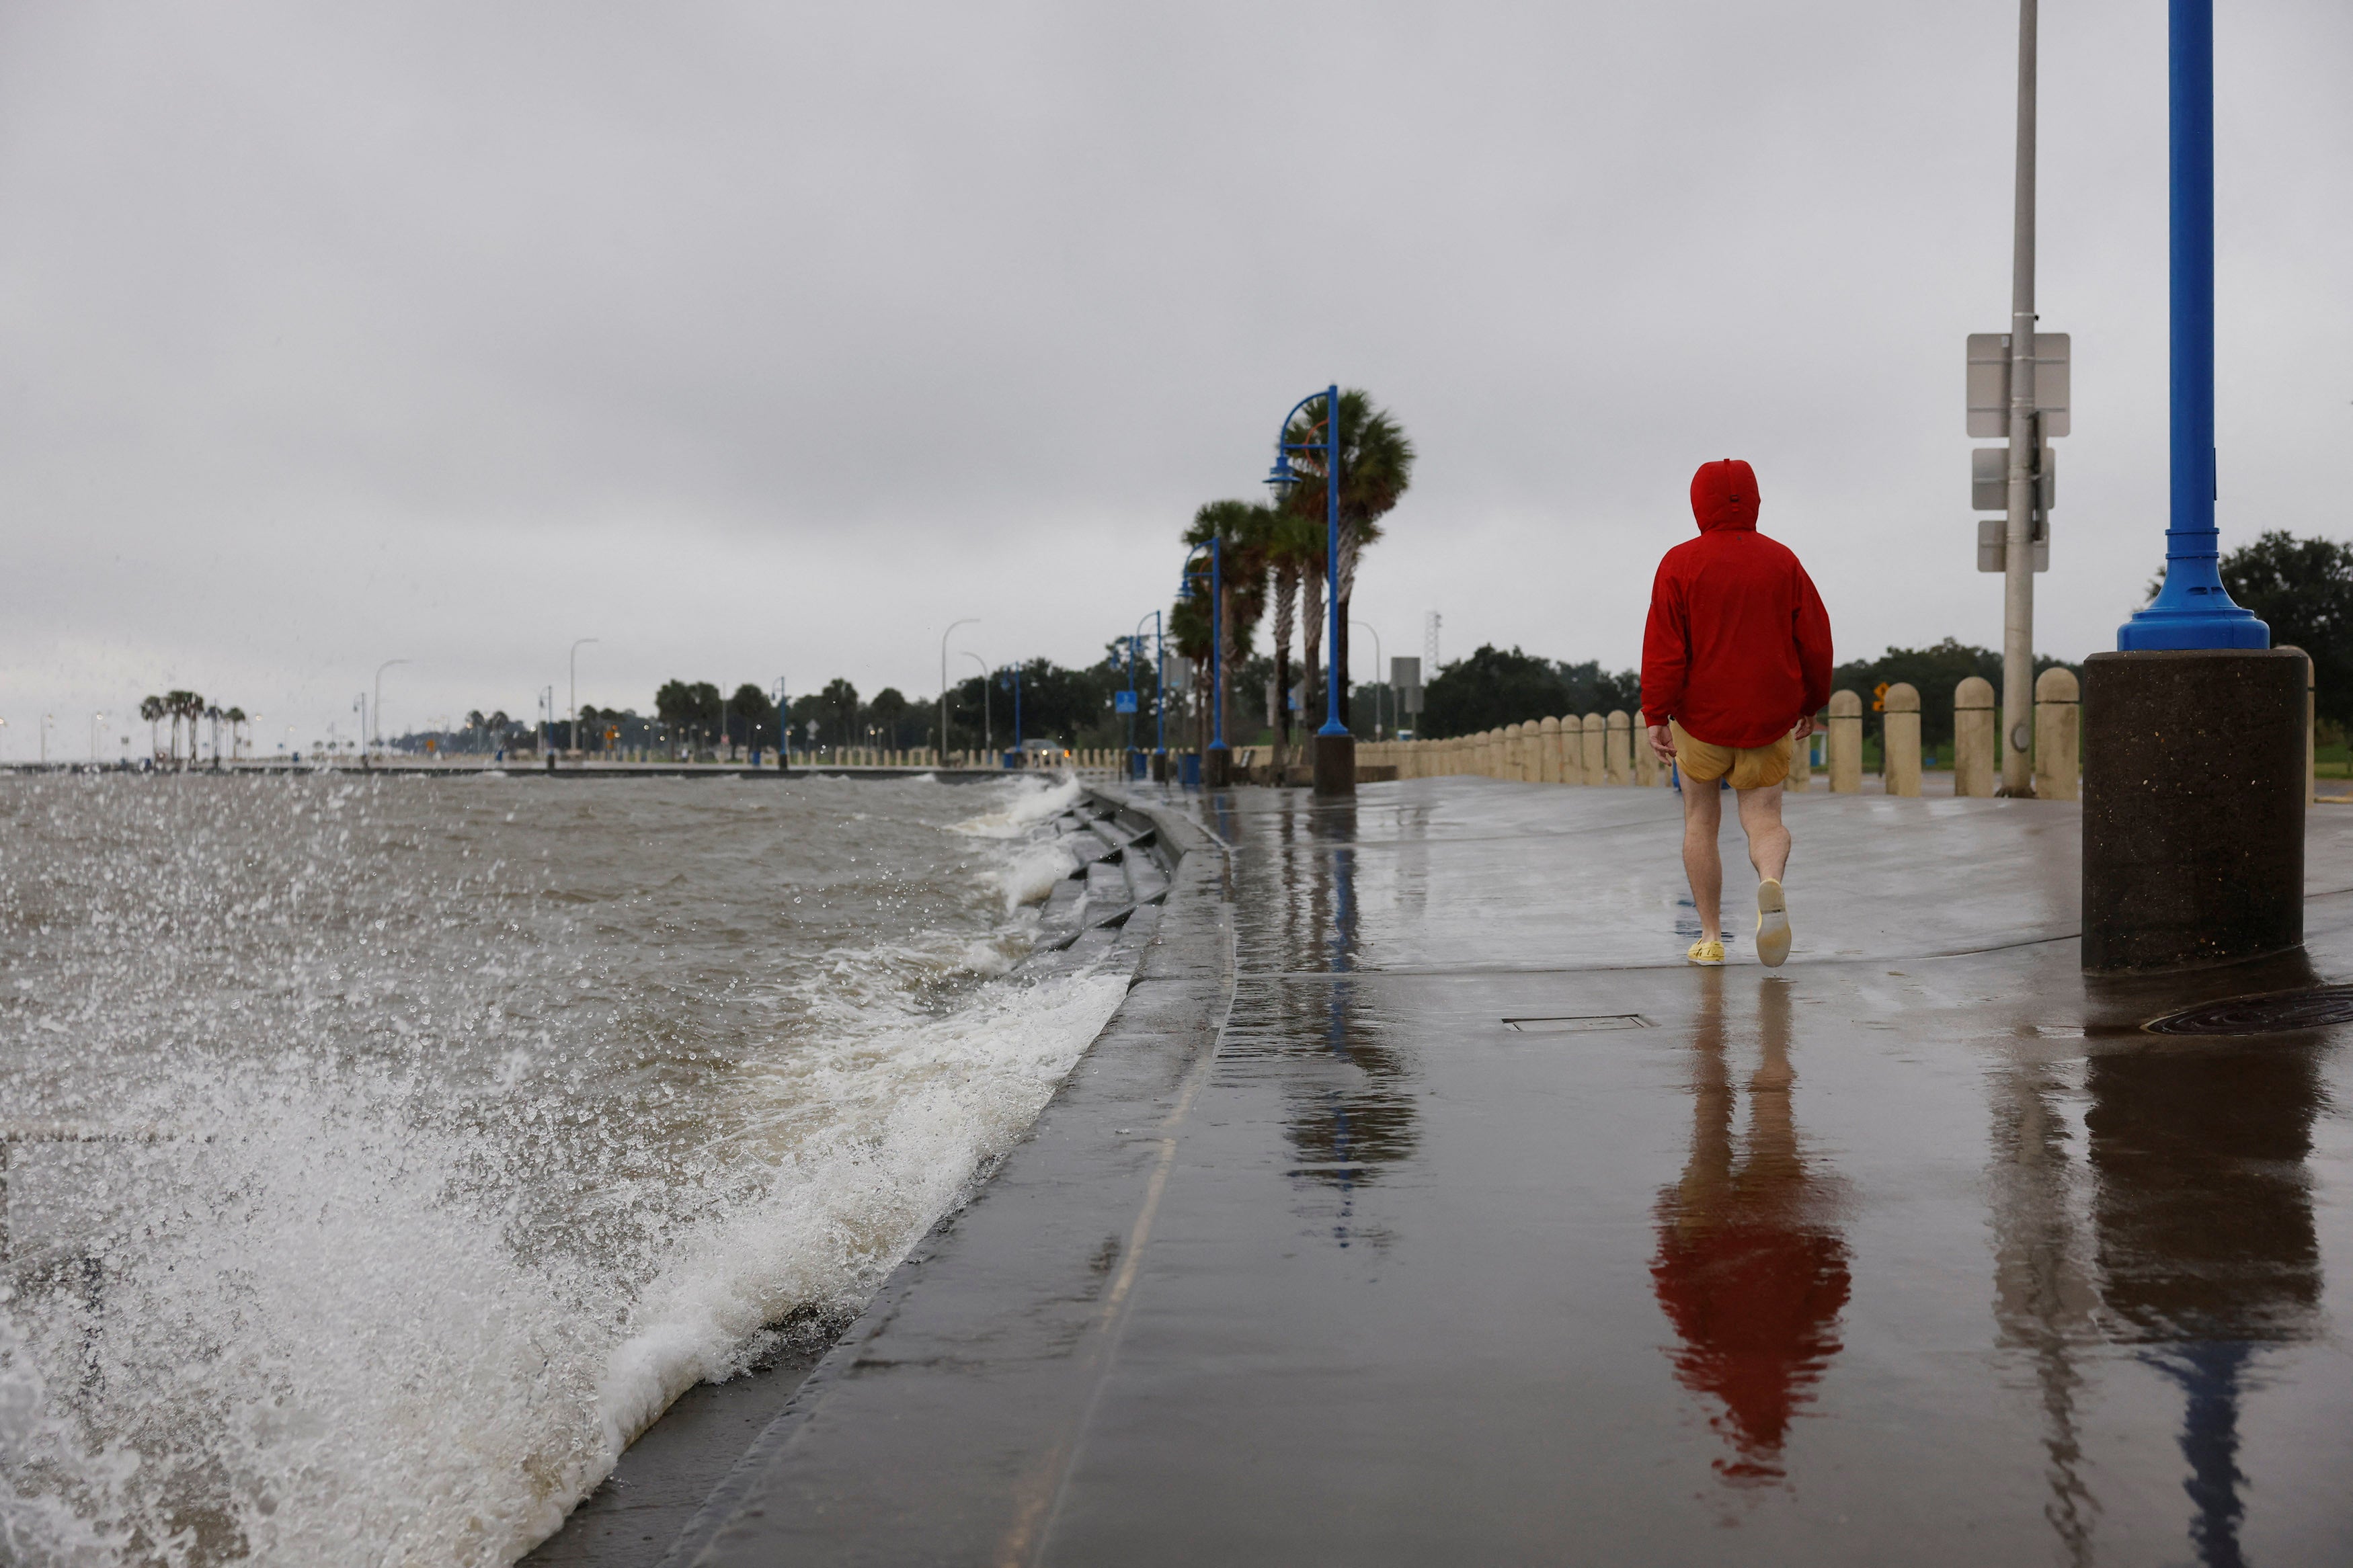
[1312,732,1356,797]
[2081,649,2305,975]
[1149,752,1168,784]
[1204,747,1232,790]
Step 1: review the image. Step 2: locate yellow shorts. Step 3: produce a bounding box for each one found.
[1671,722,1792,790]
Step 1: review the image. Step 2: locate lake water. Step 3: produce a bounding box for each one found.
[0,770,1125,1566]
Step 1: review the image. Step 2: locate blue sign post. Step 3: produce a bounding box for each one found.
[2115,0,2264,653]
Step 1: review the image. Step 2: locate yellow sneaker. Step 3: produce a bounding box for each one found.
[1686,938,1726,966]
[1757,879,1792,968]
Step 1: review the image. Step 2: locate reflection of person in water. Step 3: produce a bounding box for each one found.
[1652,974,1849,1483]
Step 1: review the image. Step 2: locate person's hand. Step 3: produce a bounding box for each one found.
[1793,712,1817,741]
[1647,724,1677,763]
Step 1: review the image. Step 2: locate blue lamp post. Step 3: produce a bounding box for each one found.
[1180,539,1230,786]
[1000,664,1023,768]
[2116,0,2264,651]
[1134,609,1165,781]
[1266,384,1354,795]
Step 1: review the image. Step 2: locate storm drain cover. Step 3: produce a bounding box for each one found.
[1503,1015,1651,1034]
[2144,985,2353,1036]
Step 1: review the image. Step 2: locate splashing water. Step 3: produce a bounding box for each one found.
[0,772,1125,1566]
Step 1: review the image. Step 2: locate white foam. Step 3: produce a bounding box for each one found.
[949,775,1084,839]
[0,773,1134,1567]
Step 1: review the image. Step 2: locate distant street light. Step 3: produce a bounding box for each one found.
[1135,610,1165,767]
[90,710,105,764]
[963,651,991,755]
[940,617,979,761]
[374,659,410,757]
[568,638,598,758]
[1353,620,1385,740]
[42,713,53,764]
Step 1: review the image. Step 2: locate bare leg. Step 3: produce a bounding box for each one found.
[1681,778,1724,941]
[1736,783,1790,884]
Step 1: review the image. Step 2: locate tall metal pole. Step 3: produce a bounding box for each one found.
[1353,620,1384,739]
[1318,384,1346,739]
[1210,536,1226,752]
[1153,612,1166,759]
[2114,0,2264,652]
[1999,0,2039,794]
[940,617,978,762]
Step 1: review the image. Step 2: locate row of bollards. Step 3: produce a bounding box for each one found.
[1359,712,1672,788]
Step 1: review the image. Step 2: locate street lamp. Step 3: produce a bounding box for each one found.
[1353,619,1385,740]
[568,638,597,759]
[1179,540,1229,787]
[90,711,105,765]
[373,659,409,759]
[963,651,992,755]
[771,679,791,770]
[1265,384,1353,795]
[1135,610,1166,778]
[41,713,52,764]
[941,617,978,764]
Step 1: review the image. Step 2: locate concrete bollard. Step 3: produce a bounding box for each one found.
[1787,718,1812,792]
[1538,716,1561,783]
[1555,714,1581,784]
[2032,667,2080,802]
[1827,690,1864,792]
[1605,710,1632,786]
[1581,713,1605,784]
[1508,721,1529,781]
[1633,718,1660,787]
[1954,676,1996,796]
[1884,683,1922,797]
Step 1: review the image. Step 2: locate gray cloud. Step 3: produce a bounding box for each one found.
[1,0,2346,750]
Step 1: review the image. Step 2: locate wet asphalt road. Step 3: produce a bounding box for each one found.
[690,780,2353,1567]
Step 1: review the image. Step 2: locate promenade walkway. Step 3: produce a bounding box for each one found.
[675,778,2353,1567]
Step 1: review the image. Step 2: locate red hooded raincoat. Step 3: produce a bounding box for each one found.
[1640,460,1833,751]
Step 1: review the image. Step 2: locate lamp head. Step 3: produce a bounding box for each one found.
[1263,454,1299,498]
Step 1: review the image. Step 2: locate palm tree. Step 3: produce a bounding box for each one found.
[225,707,247,760]
[139,696,165,761]
[1280,389,1416,727]
[163,690,204,765]
[1185,500,1275,753]
[1261,507,1322,773]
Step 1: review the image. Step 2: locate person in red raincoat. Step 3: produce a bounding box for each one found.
[1641,459,1833,966]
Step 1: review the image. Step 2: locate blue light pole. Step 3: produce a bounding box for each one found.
[2116,0,2264,651]
[1266,384,1353,794]
[1001,664,1023,767]
[1134,608,1165,780]
[1180,540,1230,786]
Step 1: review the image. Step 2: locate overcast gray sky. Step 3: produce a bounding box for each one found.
[2,1,2346,753]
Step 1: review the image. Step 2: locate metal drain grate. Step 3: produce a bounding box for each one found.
[1503,1015,1651,1034]
[2144,985,2353,1036]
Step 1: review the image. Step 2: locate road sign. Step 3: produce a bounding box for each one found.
[1972,444,2055,511]
[1977,516,2050,574]
[1966,332,2071,438]
[1114,690,1138,714]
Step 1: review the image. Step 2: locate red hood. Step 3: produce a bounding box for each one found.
[1691,459,1759,533]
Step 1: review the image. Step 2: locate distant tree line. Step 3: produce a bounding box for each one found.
[1413,647,1642,740]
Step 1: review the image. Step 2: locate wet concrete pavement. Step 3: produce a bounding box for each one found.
[689,779,2353,1567]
